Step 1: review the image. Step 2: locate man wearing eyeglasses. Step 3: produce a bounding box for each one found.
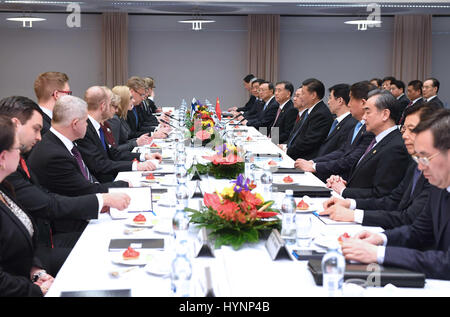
[126,77,158,138]
[338,108,450,280]
[33,72,71,136]
[320,102,440,229]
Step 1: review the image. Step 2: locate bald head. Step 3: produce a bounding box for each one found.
[84,86,109,111]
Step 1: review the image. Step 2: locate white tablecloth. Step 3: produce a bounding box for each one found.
[46,126,450,297]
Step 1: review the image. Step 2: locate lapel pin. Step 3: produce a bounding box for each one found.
[372,150,377,154]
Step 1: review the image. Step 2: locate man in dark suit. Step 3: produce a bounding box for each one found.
[285,78,333,161]
[341,109,450,280]
[33,71,71,136]
[239,79,264,121]
[399,79,424,126]
[294,81,376,182]
[269,81,297,144]
[0,96,131,274]
[327,90,410,199]
[320,102,442,229]
[229,74,256,113]
[243,81,279,133]
[28,95,132,198]
[76,86,159,183]
[316,83,356,157]
[422,77,445,108]
[126,76,156,138]
[390,79,410,117]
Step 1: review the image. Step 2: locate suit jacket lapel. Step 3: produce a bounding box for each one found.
[348,129,397,182]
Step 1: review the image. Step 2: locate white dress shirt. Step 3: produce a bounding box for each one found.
[49,127,104,213]
[88,115,142,169]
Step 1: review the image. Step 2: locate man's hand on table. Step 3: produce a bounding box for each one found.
[102,193,131,211]
[326,175,347,194]
[294,158,315,172]
[319,204,355,222]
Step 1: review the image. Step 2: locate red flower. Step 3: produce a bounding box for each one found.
[196,130,211,141]
[239,190,262,208]
[202,154,243,165]
[204,193,240,221]
[256,211,278,218]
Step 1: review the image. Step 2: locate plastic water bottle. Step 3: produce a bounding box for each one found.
[244,151,255,181]
[260,165,273,200]
[170,240,192,297]
[172,205,190,241]
[280,190,296,245]
[175,182,189,208]
[321,242,346,297]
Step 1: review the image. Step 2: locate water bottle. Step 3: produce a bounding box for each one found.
[175,182,189,208]
[280,190,296,245]
[170,240,192,297]
[321,242,346,297]
[260,165,273,201]
[244,151,255,181]
[172,205,190,240]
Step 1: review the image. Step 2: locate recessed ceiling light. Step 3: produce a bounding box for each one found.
[7,16,46,28]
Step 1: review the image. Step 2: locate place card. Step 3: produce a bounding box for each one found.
[265,229,292,261]
[193,227,215,258]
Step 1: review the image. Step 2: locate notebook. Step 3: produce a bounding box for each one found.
[308,259,425,288]
[273,184,331,197]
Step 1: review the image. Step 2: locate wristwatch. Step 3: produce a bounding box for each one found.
[32,270,47,282]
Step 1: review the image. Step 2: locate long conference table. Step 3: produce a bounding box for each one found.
[46,113,450,298]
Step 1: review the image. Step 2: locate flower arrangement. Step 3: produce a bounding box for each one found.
[186,174,281,250]
[186,104,215,144]
[189,142,244,179]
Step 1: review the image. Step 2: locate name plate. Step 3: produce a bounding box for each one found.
[193,227,215,258]
[265,229,292,261]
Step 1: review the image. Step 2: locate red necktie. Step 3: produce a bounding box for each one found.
[20,157,30,178]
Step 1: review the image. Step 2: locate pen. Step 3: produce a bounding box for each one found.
[127,210,157,216]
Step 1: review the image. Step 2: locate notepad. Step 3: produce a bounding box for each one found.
[108,187,153,219]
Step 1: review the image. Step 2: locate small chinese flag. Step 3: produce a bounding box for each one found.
[215,97,222,121]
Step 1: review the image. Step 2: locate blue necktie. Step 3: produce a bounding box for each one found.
[351,121,363,144]
[98,127,107,150]
[410,168,421,198]
[132,107,139,127]
[327,119,338,137]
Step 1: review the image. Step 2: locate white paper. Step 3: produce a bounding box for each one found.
[108,187,152,219]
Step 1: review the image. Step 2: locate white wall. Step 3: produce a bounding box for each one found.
[0,13,103,102]
[432,17,450,107]
[128,15,248,110]
[0,13,448,108]
[279,16,394,96]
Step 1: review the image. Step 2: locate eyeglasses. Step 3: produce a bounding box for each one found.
[55,90,72,96]
[412,151,440,166]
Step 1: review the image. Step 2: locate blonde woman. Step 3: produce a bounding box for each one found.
[108,86,152,152]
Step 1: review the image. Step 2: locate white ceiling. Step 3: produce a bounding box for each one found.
[1,1,450,16]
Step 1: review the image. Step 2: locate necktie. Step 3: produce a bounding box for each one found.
[132,107,139,127]
[101,122,116,147]
[269,106,282,137]
[327,119,338,137]
[272,106,282,127]
[410,168,421,198]
[19,157,30,179]
[71,145,90,181]
[351,121,363,144]
[98,127,107,150]
[357,138,377,166]
[287,110,309,148]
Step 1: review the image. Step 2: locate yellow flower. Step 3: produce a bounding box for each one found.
[255,193,264,204]
[221,186,235,199]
